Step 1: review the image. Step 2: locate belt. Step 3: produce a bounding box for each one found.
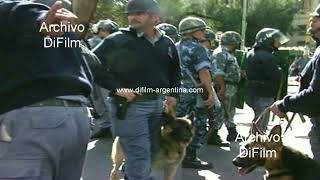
[134,93,160,101]
[29,98,83,107]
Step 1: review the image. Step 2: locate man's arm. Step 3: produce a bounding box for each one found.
[164,43,181,110]
[193,45,214,108]
[277,58,320,113]
[169,43,181,98]
[92,36,138,101]
[92,37,122,92]
[0,0,48,40]
[1,1,81,41]
[212,52,228,98]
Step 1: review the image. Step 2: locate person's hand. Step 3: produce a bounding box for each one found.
[40,1,78,37]
[270,100,286,118]
[115,89,140,102]
[165,96,177,108]
[164,96,177,117]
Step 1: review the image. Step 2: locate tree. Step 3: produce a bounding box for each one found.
[158,0,186,25]
[246,0,298,46]
[92,0,128,27]
[179,0,298,46]
[90,0,298,46]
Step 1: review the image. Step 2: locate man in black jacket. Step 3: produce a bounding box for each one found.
[245,28,289,132]
[271,4,320,163]
[0,1,93,179]
[93,0,181,179]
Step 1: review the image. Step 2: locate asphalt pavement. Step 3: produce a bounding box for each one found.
[82,84,313,180]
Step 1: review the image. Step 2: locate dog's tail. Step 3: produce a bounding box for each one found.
[110,136,124,180]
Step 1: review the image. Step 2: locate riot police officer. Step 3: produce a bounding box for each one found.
[271,4,320,163]
[246,28,289,132]
[156,23,180,43]
[176,16,214,170]
[210,31,243,142]
[93,0,181,179]
[89,19,119,49]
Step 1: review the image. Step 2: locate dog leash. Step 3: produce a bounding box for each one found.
[253,106,291,135]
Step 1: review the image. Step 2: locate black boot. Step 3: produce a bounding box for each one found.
[227,127,244,142]
[207,129,230,147]
[182,148,213,170]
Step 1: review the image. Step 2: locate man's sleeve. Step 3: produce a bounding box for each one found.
[212,52,227,77]
[169,44,181,98]
[92,38,122,92]
[192,45,211,72]
[0,1,48,40]
[278,58,320,113]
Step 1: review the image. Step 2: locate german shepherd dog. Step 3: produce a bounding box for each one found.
[232,125,320,180]
[109,112,195,180]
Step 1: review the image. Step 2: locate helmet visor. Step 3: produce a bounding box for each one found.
[271,31,289,45]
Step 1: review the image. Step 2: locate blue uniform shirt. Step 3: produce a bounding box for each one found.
[176,38,211,88]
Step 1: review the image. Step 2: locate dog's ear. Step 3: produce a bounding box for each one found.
[184,111,195,121]
[269,125,282,143]
[184,111,194,126]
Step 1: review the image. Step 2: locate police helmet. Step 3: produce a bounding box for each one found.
[220,31,241,45]
[255,28,289,46]
[156,23,179,40]
[125,0,160,14]
[178,17,207,35]
[92,19,119,34]
[310,4,320,16]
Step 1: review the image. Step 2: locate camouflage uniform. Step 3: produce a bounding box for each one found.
[176,38,211,148]
[211,45,240,130]
[201,29,223,129]
[176,16,213,170]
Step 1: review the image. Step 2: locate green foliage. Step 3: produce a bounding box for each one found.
[246,0,298,46]
[158,0,186,25]
[91,0,298,46]
[92,0,128,27]
[204,3,242,32]
[187,0,298,46]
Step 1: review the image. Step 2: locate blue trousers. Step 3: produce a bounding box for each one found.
[176,94,207,149]
[0,106,91,180]
[246,96,274,132]
[110,98,163,180]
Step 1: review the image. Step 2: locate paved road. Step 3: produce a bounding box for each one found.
[82,84,313,180]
